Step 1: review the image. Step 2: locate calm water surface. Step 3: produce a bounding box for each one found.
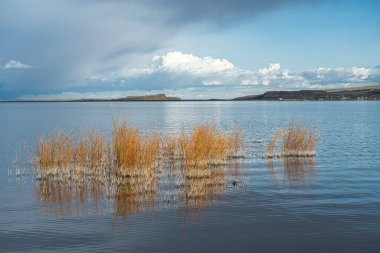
[1,101,379,252]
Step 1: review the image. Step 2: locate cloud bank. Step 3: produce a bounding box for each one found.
[78,51,380,99]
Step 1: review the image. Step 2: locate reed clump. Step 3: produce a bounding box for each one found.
[88,131,105,170]
[112,119,161,177]
[266,123,318,158]
[73,131,105,175]
[282,124,318,157]
[73,138,88,172]
[33,119,243,180]
[178,125,242,169]
[35,130,72,174]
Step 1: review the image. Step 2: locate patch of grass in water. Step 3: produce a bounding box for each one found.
[266,123,318,158]
[32,119,244,180]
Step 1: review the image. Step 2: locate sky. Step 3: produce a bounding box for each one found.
[0,0,379,99]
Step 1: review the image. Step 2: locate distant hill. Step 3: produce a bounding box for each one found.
[233,85,380,101]
[115,94,181,101]
[2,94,181,102]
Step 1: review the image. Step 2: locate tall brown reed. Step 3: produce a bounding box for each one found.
[112,118,161,176]
[73,137,87,170]
[266,123,318,158]
[73,131,105,173]
[266,130,282,158]
[282,124,318,157]
[35,130,72,171]
[179,124,242,168]
[87,131,105,170]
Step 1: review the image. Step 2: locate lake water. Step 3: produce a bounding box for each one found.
[1,101,379,252]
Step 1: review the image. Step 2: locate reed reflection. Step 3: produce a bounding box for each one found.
[267,158,317,183]
[113,176,159,217]
[35,177,107,216]
[34,161,242,221]
[284,158,316,182]
[178,161,242,222]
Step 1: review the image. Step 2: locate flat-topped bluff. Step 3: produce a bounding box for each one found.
[116,94,181,101]
[233,85,380,101]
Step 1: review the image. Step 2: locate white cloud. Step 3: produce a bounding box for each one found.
[241,63,308,87]
[109,51,238,87]
[259,63,281,76]
[153,51,235,75]
[349,67,371,80]
[3,59,31,70]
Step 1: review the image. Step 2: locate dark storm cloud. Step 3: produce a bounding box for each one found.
[0,0,338,99]
[142,0,306,21]
[0,0,174,98]
[92,0,333,23]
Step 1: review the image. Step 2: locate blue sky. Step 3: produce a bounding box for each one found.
[0,0,379,99]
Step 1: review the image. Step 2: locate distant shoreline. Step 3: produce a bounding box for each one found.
[1,99,380,102]
[1,85,379,102]
[233,85,380,101]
